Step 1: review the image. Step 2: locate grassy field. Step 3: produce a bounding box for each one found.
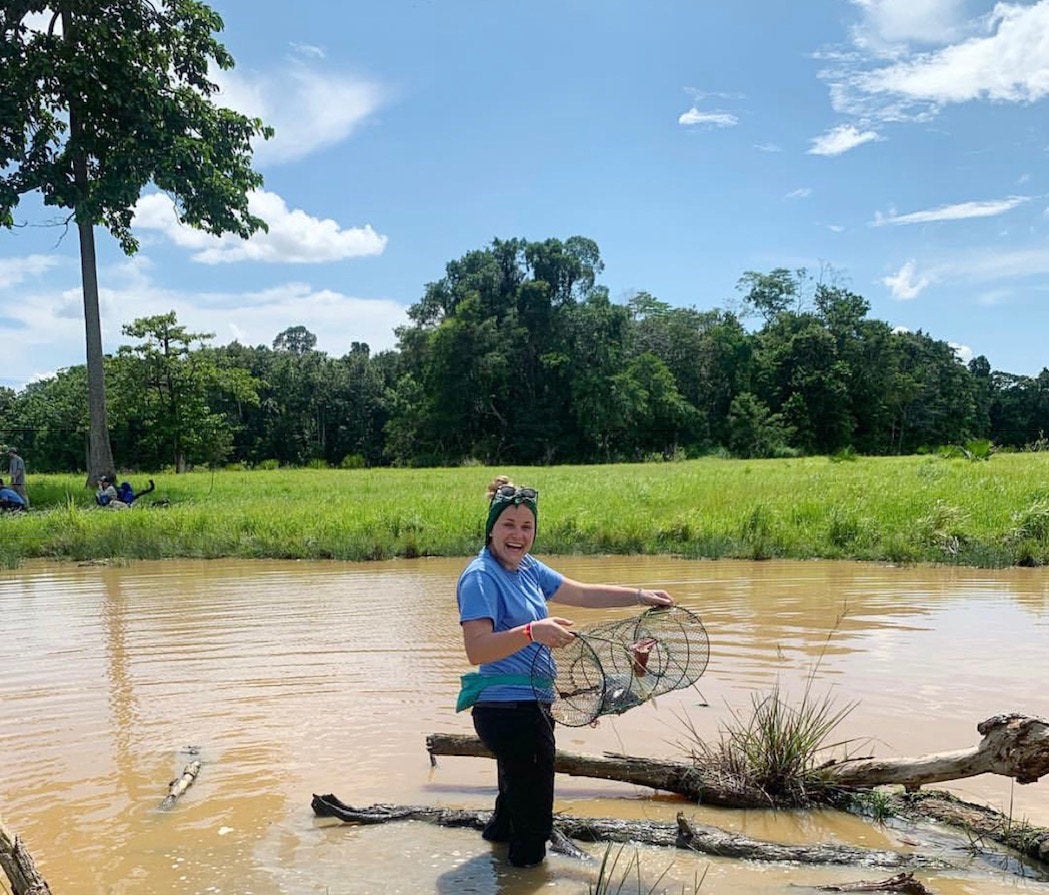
[3,453,1049,569]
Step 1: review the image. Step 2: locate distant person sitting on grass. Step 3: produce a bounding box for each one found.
[96,475,129,509]
[117,478,155,505]
[0,477,28,512]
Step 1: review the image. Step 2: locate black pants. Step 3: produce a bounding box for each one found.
[471,701,555,867]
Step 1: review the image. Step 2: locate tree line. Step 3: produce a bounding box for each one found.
[3,236,1049,473]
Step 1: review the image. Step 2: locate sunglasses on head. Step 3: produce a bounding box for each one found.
[492,485,538,503]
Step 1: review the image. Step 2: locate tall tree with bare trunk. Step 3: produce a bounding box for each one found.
[0,0,271,483]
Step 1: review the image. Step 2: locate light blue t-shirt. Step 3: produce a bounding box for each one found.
[457,548,564,703]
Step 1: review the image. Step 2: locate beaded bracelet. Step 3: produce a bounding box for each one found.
[524,621,533,642]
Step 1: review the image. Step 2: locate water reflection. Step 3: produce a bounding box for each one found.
[0,556,1047,894]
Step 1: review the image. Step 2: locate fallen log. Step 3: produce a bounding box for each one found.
[311,793,946,868]
[816,871,932,893]
[428,713,1049,804]
[311,794,589,860]
[159,760,202,810]
[823,714,1049,790]
[889,790,1049,867]
[0,819,53,895]
[426,733,771,807]
[428,715,1049,873]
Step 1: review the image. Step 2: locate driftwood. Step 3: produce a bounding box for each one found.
[311,793,945,868]
[426,732,772,807]
[823,714,1049,789]
[428,713,1049,805]
[428,715,1049,874]
[312,794,589,860]
[817,871,932,893]
[889,790,1049,867]
[159,760,202,810]
[0,819,53,895]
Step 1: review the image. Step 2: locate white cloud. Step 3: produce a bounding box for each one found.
[830,0,1049,121]
[21,10,59,33]
[133,190,387,264]
[785,187,813,199]
[18,28,381,167]
[857,2,1049,105]
[808,124,882,155]
[877,245,1049,311]
[289,42,326,60]
[678,107,738,127]
[883,259,931,299]
[186,285,408,355]
[214,60,386,166]
[0,260,407,390]
[754,142,782,152]
[941,245,1049,280]
[850,0,970,47]
[0,254,61,288]
[873,195,1029,225]
[976,288,1012,305]
[950,341,974,364]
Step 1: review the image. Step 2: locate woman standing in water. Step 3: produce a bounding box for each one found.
[456,475,674,867]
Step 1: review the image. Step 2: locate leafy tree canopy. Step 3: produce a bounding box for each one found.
[0,0,272,249]
[273,326,318,355]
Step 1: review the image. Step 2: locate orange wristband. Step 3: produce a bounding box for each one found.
[524,622,533,642]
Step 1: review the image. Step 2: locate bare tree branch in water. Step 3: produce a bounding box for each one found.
[0,820,53,895]
[158,759,202,810]
[816,872,932,893]
[311,793,949,869]
[426,714,1049,873]
[428,714,1049,803]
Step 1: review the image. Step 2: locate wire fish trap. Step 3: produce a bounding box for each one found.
[531,605,709,727]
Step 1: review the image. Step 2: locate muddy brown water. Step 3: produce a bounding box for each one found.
[1,556,1048,894]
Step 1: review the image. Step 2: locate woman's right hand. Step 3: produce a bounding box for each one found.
[530,616,576,649]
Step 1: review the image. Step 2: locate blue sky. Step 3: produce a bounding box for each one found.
[3,0,1049,391]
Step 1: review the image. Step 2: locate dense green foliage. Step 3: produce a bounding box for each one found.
[3,240,1049,472]
[3,455,1049,569]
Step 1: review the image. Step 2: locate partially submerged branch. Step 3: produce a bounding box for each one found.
[823,714,1049,790]
[426,733,770,807]
[816,872,932,893]
[889,790,1049,867]
[428,714,1049,804]
[311,793,946,869]
[428,714,1049,871]
[159,760,202,810]
[0,819,53,895]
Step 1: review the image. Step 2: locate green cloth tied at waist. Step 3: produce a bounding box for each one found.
[456,672,553,712]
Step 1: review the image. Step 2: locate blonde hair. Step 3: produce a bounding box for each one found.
[486,474,513,502]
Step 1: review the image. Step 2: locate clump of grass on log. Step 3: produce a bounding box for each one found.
[682,682,857,806]
[681,609,859,807]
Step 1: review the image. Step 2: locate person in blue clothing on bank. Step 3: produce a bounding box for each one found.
[96,474,156,508]
[456,474,674,868]
[0,477,27,512]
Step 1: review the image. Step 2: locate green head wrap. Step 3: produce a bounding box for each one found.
[485,486,539,542]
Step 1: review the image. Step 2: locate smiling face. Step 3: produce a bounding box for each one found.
[487,504,536,571]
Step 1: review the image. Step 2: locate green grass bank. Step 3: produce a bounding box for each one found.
[3,453,1049,569]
